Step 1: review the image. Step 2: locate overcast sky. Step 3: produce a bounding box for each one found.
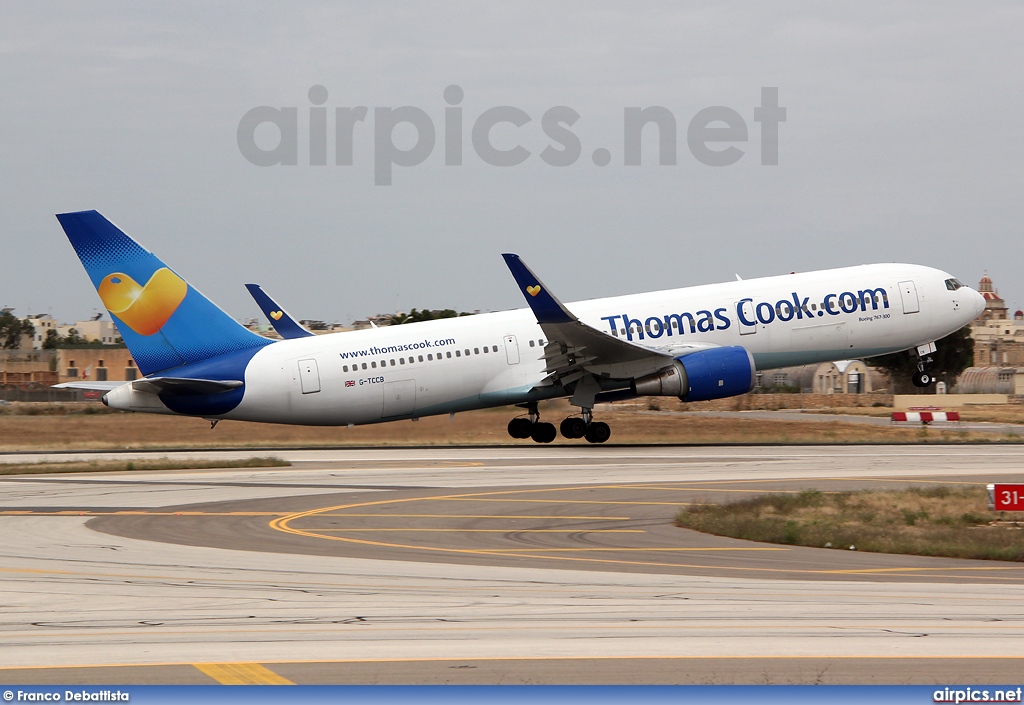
[2,2,1022,326]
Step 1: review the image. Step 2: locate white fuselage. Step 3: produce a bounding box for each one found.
[197,263,982,426]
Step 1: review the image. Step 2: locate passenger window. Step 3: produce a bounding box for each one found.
[464,349,470,356]
[418,355,424,362]
[446,351,452,358]
[371,361,377,368]
[474,348,479,354]
[427,354,433,361]
[529,340,535,347]
[361,363,367,370]
[343,365,348,372]
[456,350,461,357]
[492,345,498,352]
[399,358,405,365]
[482,346,488,353]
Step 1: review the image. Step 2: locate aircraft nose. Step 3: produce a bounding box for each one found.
[972,288,986,317]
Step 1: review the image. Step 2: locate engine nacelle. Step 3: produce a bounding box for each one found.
[676,346,756,402]
[632,363,686,397]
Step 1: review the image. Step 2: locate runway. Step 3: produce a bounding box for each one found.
[0,445,1022,684]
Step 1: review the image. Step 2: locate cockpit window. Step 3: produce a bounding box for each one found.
[944,278,965,291]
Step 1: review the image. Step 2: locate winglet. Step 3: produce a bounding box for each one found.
[501,253,575,325]
[244,284,313,339]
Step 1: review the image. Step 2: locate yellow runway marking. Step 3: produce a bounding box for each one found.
[317,513,632,520]
[439,498,691,505]
[0,511,291,517]
[269,484,1024,578]
[436,547,788,552]
[194,662,294,685]
[301,528,645,533]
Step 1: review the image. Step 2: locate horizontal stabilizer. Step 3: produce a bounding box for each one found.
[131,377,243,395]
[52,381,123,392]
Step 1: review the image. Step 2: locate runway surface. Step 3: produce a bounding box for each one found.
[0,445,1022,684]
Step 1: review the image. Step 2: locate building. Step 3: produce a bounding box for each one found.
[23,314,59,349]
[757,360,890,394]
[970,275,1024,367]
[55,348,138,383]
[955,367,1024,395]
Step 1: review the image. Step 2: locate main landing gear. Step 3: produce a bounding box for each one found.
[508,404,611,444]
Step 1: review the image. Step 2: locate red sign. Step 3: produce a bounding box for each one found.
[993,484,1024,511]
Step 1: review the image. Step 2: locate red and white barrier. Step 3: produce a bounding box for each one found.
[891,411,960,424]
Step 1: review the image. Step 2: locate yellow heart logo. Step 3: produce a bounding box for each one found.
[526,285,541,297]
[270,310,284,321]
[97,267,187,336]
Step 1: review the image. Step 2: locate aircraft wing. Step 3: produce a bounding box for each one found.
[245,283,314,339]
[502,254,685,396]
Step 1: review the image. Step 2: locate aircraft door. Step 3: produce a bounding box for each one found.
[737,300,757,335]
[382,379,416,417]
[898,281,920,314]
[298,358,320,394]
[504,335,520,364]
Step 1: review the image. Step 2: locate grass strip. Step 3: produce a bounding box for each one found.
[0,456,290,475]
[676,486,1024,562]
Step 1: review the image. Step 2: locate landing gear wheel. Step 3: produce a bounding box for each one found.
[531,422,557,443]
[507,417,533,439]
[912,371,933,388]
[560,417,587,439]
[584,421,611,444]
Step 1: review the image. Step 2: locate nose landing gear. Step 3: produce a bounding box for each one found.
[911,341,937,388]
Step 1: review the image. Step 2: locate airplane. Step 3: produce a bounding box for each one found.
[53,210,986,443]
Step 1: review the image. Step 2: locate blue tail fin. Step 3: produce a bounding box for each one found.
[244,283,314,339]
[56,210,272,375]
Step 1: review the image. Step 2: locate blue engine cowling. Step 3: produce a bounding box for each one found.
[676,346,756,401]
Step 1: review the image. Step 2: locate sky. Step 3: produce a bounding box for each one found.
[2,2,1022,326]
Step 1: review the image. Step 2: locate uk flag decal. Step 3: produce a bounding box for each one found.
[345,380,355,387]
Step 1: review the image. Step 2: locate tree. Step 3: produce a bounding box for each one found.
[42,329,61,349]
[389,308,474,325]
[0,311,34,349]
[62,328,86,346]
[870,326,975,394]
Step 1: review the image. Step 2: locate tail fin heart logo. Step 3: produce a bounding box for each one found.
[270,310,284,320]
[526,285,542,297]
[97,267,188,336]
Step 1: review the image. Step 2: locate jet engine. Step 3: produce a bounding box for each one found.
[631,346,756,402]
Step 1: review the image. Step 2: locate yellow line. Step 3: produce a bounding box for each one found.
[268,485,1024,577]
[0,511,291,516]
[193,662,294,685]
[435,547,789,552]
[317,513,632,520]
[300,528,645,533]
[439,498,690,505]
